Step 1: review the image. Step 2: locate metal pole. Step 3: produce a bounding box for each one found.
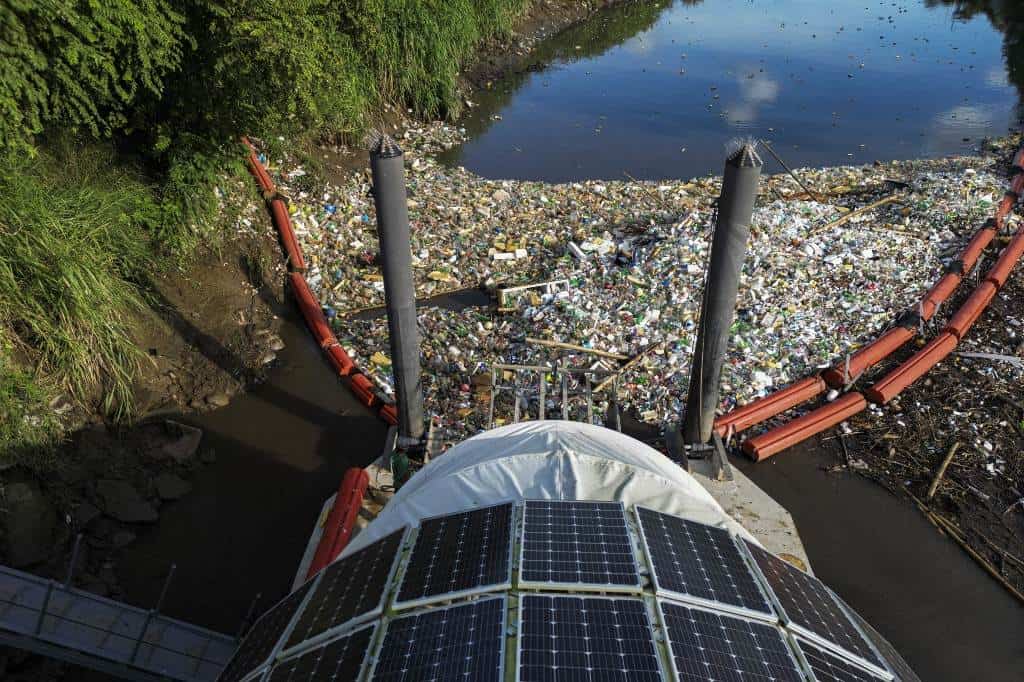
[370,134,425,446]
[684,142,763,444]
[64,533,83,587]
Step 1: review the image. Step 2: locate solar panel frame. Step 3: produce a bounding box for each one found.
[792,635,891,682]
[391,502,514,611]
[830,593,918,682]
[260,622,377,682]
[634,505,777,623]
[278,527,408,658]
[739,539,893,681]
[515,593,666,682]
[517,499,643,593]
[218,576,320,682]
[656,598,806,682]
[366,595,508,682]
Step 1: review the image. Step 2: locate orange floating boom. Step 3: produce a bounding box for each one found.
[984,229,1024,289]
[959,222,998,273]
[305,467,369,579]
[864,332,958,405]
[742,392,867,462]
[269,198,307,272]
[714,376,827,437]
[822,325,916,388]
[922,272,962,312]
[944,281,997,340]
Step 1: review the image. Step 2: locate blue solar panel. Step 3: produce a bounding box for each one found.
[268,623,376,681]
[796,636,891,682]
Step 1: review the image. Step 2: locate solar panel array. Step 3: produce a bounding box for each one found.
[637,506,773,618]
[519,594,662,682]
[370,596,506,682]
[796,637,889,682]
[217,500,916,682]
[743,540,885,672]
[660,601,804,682]
[396,503,513,608]
[520,500,640,589]
[285,529,404,651]
[219,579,314,682]
[268,623,375,681]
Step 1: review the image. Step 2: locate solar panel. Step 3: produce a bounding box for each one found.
[743,540,887,675]
[636,507,774,620]
[518,594,663,682]
[834,594,920,682]
[394,503,513,609]
[267,623,376,682]
[796,636,891,682]
[369,596,506,682]
[218,579,315,682]
[659,600,804,682]
[519,500,640,591]
[284,528,405,652]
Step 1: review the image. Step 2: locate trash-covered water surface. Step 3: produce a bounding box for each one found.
[265,124,1010,444]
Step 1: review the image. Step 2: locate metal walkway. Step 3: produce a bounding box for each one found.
[0,564,236,680]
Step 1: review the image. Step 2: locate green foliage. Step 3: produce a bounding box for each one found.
[0,340,58,470]
[0,144,161,418]
[0,0,186,153]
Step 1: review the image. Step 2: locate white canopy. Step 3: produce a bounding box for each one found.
[343,421,754,557]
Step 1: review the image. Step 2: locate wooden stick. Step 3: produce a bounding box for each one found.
[926,441,961,501]
[809,194,902,237]
[594,342,664,394]
[525,337,629,361]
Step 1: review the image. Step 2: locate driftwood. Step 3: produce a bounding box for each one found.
[926,442,961,501]
[809,194,902,237]
[525,337,629,361]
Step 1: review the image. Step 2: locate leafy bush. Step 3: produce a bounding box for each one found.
[0,0,186,154]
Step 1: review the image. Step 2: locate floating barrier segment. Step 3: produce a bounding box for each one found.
[245,139,397,426]
[984,229,1024,288]
[305,467,369,579]
[822,325,916,388]
[922,272,962,313]
[944,281,997,340]
[959,221,998,273]
[713,376,827,437]
[742,392,867,461]
[863,332,958,405]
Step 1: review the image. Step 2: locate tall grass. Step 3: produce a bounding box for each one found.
[0,144,161,419]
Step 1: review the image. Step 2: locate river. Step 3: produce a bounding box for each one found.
[119,1,1024,680]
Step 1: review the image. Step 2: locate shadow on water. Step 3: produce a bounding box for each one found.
[116,306,386,634]
[736,441,1024,681]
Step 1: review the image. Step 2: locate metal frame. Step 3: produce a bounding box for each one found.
[391,503,515,611]
[276,526,409,659]
[633,505,777,623]
[516,500,643,594]
[736,538,894,681]
[487,362,622,430]
[790,632,891,682]
[515,592,667,682]
[655,597,804,682]
[258,621,378,682]
[366,595,508,682]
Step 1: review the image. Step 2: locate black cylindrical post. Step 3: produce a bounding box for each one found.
[370,135,425,444]
[684,142,763,444]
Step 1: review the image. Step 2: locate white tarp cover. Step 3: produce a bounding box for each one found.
[343,421,754,557]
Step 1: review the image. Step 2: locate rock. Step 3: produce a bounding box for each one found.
[2,480,56,567]
[72,502,102,529]
[154,473,192,501]
[206,392,230,408]
[161,420,202,462]
[96,480,158,523]
[111,530,137,549]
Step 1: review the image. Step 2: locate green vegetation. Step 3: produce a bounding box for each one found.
[0,0,535,455]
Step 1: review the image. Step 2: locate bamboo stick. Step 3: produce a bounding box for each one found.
[809,194,902,237]
[926,441,960,501]
[525,337,629,361]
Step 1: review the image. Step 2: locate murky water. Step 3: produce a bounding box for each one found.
[443,0,1023,181]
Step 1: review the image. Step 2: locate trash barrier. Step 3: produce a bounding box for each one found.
[863,332,958,405]
[305,467,369,579]
[944,281,998,340]
[959,220,998,273]
[713,376,827,438]
[822,326,916,389]
[244,139,397,426]
[984,230,1024,288]
[742,392,867,461]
